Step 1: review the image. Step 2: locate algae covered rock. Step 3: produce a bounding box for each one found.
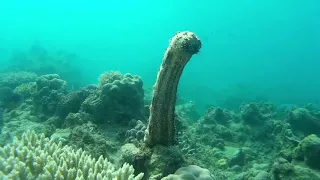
[148,146,184,179]
[287,108,320,135]
[271,157,320,180]
[292,134,320,169]
[242,168,270,180]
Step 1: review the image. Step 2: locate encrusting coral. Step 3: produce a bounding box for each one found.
[0,130,144,180]
[145,31,202,147]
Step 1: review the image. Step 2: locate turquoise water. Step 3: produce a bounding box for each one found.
[0,0,319,109]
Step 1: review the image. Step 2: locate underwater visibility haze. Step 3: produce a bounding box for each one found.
[0,0,320,179]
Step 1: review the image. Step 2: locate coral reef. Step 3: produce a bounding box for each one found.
[67,122,119,161]
[1,31,320,180]
[162,165,213,180]
[0,71,37,89]
[1,98,54,139]
[0,104,3,134]
[147,146,185,179]
[125,120,147,144]
[175,101,200,123]
[53,85,96,127]
[240,102,274,125]
[287,108,320,136]
[292,134,320,169]
[81,71,145,125]
[271,158,320,180]
[145,31,202,147]
[63,112,93,128]
[7,44,84,89]
[14,82,37,99]
[98,71,124,88]
[0,87,24,111]
[33,74,67,118]
[0,130,144,179]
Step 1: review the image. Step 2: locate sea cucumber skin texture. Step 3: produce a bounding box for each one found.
[146,31,202,147]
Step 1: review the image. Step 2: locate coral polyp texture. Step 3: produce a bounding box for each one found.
[0,130,144,180]
[145,31,201,147]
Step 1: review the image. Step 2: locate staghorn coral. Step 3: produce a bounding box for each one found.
[0,130,144,180]
[145,31,201,147]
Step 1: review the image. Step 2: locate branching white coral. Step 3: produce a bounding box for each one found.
[0,130,144,180]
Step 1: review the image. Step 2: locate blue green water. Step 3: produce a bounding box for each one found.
[0,0,319,109]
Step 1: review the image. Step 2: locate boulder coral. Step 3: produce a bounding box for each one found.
[33,74,67,117]
[81,72,145,125]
